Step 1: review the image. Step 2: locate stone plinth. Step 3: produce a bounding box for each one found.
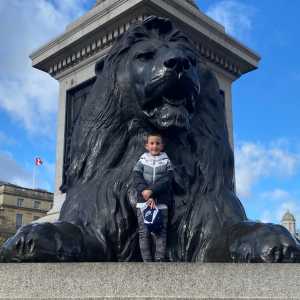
[0,263,299,299]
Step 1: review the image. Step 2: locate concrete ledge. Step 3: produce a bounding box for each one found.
[0,263,299,299]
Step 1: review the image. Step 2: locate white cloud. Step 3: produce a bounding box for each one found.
[260,210,273,223]
[235,141,300,198]
[0,72,58,136]
[260,189,291,202]
[0,0,86,137]
[258,189,299,224]
[260,196,300,226]
[206,0,254,39]
[0,151,32,187]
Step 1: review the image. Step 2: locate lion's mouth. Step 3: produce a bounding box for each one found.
[142,94,194,117]
[142,95,194,130]
[141,73,199,129]
[163,96,186,107]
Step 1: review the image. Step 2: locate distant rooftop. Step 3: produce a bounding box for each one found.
[0,181,53,195]
[282,210,296,222]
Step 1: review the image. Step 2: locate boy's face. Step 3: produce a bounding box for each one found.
[145,135,163,156]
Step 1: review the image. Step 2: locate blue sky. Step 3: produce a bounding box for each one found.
[0,0,299,226]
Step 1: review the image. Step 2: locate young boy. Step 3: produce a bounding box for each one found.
[132,133,173,262]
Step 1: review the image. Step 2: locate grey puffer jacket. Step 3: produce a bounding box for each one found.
[132,152,174,207]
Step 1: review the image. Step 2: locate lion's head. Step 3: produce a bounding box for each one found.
[112,17,200,130]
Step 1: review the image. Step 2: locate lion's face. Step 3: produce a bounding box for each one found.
[116,35,201,130]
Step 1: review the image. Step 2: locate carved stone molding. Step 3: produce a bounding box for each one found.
[95,0,199,8]
[48,15,241,78]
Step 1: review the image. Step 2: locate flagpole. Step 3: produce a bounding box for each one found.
[33,163,36,189]
[33,157,43,189]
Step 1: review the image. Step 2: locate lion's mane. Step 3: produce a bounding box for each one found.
[60,17,246,262]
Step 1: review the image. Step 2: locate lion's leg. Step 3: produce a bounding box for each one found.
[0,222,85,262]
[173,189,247,262]
[227,221,300,263]
[204,221,300,263]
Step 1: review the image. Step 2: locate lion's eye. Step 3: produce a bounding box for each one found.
[135,51,155,61]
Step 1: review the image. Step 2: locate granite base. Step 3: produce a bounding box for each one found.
[0,263,299,299]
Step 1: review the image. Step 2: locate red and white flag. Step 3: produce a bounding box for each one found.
[35,157,43,166]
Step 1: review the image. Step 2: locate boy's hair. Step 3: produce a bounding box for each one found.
[145,132,164,144]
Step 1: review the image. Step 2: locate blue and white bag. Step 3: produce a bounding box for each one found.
[140,204,163,234]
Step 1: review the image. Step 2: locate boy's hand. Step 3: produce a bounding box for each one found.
[147,198,156,209]
[142,189,152,201]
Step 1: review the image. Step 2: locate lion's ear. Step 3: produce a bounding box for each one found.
[95,59,105,75]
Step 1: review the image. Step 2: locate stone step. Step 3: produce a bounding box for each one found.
[0,263,299,299]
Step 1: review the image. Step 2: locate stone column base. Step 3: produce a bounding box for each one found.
[0,263,299,299]
[35,193,65,223]
[34,210,59,223]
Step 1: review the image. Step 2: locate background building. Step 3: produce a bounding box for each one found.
[0,181,53,245]
[281,210,300,241]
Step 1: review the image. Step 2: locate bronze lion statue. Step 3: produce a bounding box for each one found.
[1,16,299,262]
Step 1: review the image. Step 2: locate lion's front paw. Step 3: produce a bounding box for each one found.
[229,222,300,263]
[0,222,84,262]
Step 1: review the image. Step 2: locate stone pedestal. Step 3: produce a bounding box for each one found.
[0,263,299,299]
[30,0,260,221]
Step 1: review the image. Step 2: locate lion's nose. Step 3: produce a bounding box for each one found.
[164,57,190,73]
